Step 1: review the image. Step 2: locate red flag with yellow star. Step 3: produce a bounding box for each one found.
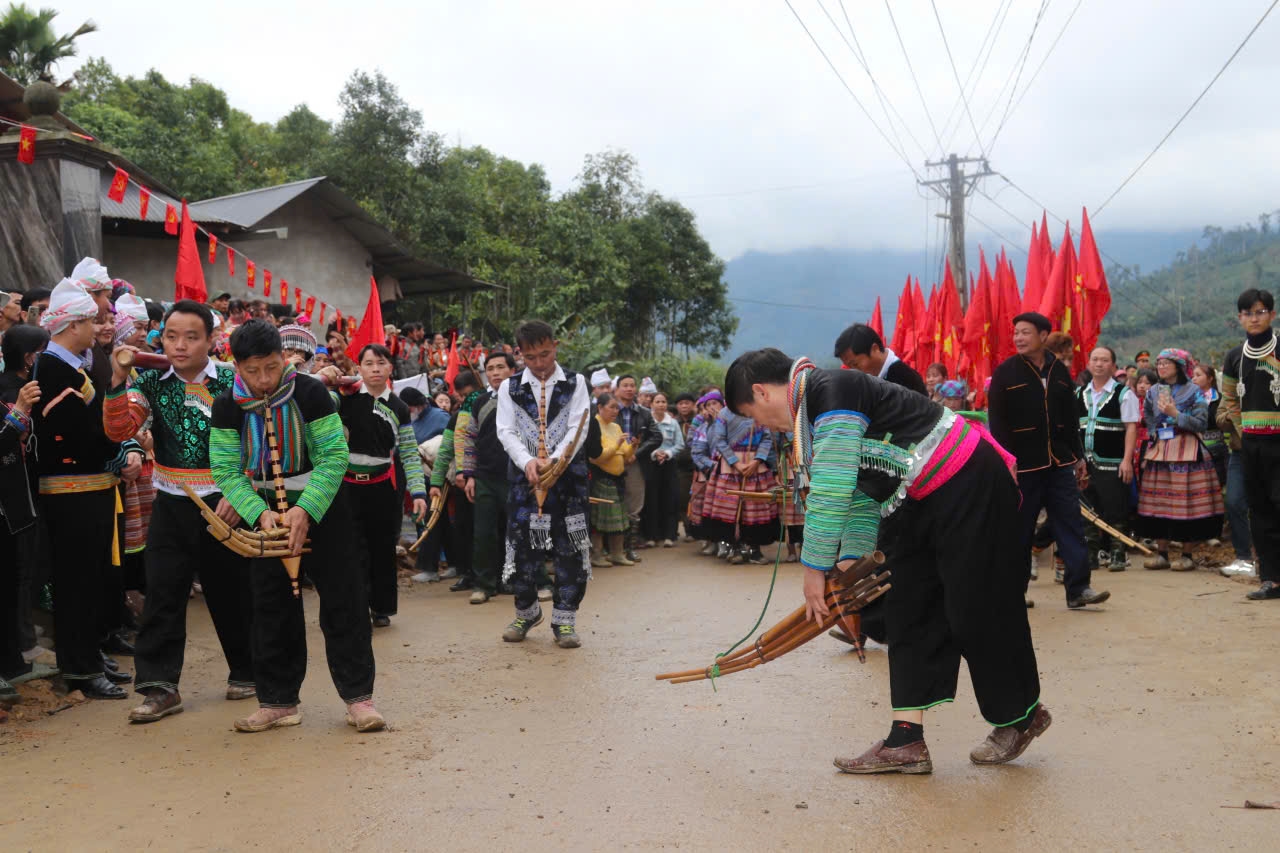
[108,167,128,203]
[17,124,36,164]
[227,246,236,277]
[263,270,272,297]
[318,302,327,325]
[294,286,303,313]
[138,187,151,219]
[163,203,178,235]
[305,296,315,317]
[246,260,255,289]
[280,280,289,306]
[208,234,217,264]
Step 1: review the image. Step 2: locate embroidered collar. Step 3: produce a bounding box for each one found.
[161,358,218,383]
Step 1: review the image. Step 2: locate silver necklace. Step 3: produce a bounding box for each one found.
[1243,330,1277,361]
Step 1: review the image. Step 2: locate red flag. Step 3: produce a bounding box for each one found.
[335,308,343,329]
[918,282,937,370]
[889,276,915,366]
[246,260,255,289]
[911,279,927,369]
[16,124,36,164]
[263,270,272,297]
[208,234,217,264]
[346,316,356,338]
[294,286,303,313]
[962,250,993,388]
[138,186,151,219]
[280,280,288,306]
[938,261,964,375]
[163,203,178,236]
[227,246,236,277]
[318,303,327,325]
[345,277,385,362]
[305,296,315,316]
[108,167,128,203]
[173,200,208,303]
[1039,212,1053,280]
[869,296,884,340]
[444,332,461,391]
[1077,207,1111,353]
[1021,220,1047,313]
[1040,223,1079,342]
[993,249,1021,362]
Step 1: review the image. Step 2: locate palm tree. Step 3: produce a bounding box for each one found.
[0,3,96,87]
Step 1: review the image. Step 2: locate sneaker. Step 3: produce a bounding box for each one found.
[410,571,432,583]
[1108,546,1129,571]
[1067,587,1111,609]
[662,539,676,548]
[128,690,184,723]
[1097,550,1111,569]
[1143,554,1170,570]
[715,542,731,559]
[1220,559,1256,578]
[728,547,746,565]
[1246,580,1280,600]
[553,624,582,649]
[625,551,643,564]
[233,706,302,733]
[1170,555,1196,572]
[640,540,657,549]
[437,567,458,580]
[699,541,717,556]
[745,546,769,565]
[225,683,257,701]
[502,610,543,642]
[1029,556,1038,581]
[470,590,490,604]
[344,700,386,732]
[536,587,552,602]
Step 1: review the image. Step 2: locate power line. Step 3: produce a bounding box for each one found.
[1094,0,1280,216]
[672,170,909,200]
[1000,0,1084,142]
[884,0,944,153]
[933,0,1012,159]
[952,0,1017,156]
[982,0,1051,152]
[782,0,923,179]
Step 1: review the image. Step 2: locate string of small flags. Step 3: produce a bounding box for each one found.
[6,117,355,335]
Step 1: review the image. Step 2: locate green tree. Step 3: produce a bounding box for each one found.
[0,3,96,85]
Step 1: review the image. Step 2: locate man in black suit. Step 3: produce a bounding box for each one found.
[988,312,1111,610]
[833,324,928,396]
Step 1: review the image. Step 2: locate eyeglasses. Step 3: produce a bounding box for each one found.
[1239,310,1274,319]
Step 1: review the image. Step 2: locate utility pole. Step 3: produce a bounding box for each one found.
[919,154,994,311]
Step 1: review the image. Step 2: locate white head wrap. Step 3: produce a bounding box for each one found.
[40,278,99,335]
[589,368,612,389]
[114,293,149,324]
[70,257,112,292]
[639,376,658,395]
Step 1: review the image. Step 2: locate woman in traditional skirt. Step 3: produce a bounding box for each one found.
[1138,349,1225,571]
[589,393,635,567]
[701,406,779,565]
[688,392,722,553]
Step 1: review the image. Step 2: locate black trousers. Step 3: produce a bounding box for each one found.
[1083,462,1130,552]
[344,479,403,617]
[641,460,680,542]
[1242,435,1280,583]
[1017,464,1091,601]
[445,490,474,582]
[0,520,28,680]
[249,491,375,707]
[133,492,255,694]
[881,442,1041,726]
[472,476,507,595]
[41,488,115,681]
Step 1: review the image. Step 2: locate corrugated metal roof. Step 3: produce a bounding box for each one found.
[187,177,325,228]
[99,171,230,224]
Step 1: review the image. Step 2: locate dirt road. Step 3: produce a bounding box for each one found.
[3,545,1278,851]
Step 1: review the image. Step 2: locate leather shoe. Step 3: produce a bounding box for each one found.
[834,739,932,774]
[970,705,1053,764]
[449,579,473,592]
[78,676,128,700]
[103,666,132,685]
[1247,580,1280,601]
[101,632,136,656]
[129,690,183,723]
[100,651,121,672]
[1067,587,1111,609]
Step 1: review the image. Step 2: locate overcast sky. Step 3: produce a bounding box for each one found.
[48,0,1280,263]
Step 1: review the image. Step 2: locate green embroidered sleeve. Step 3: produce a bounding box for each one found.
[296,412,348,523]
[398,423,427,497]
[210,426,269,525]
[799,412,872,571]
[431,427,456,488]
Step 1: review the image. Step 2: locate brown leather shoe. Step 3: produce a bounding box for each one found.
[970,705,1053,765]
[128,690,183,723]
[834,739,932,774]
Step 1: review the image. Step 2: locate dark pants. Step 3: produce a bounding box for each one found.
[506,474,590,626]
[882,442,1041,725]
[249,491,375,707]
[472,477,507,595]
[0,520,28,679]
[1018,465,1091,601]
[677,468,694,527]
[446,490,474,582]
[15,521,47,652]
[133,492,255,694]
[344,478,403,617]
[642,460,679,542]
[1082,462,1129,553]
[1242,436,1280,583]
[1225,451,1253,561]
[41,488,115,681]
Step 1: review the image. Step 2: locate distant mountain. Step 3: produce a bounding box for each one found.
[723,228,1205,360]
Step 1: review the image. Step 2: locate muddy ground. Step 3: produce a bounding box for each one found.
[3,544,1278,851]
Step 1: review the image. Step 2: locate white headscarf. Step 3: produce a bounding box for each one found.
[40,278,99,335]
[70,257,112,292]
[114,293,149,324]
[590,368,612,389]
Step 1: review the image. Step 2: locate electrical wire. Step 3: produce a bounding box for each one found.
[999,0,1084,142]
[981,0,1051,152]
[948,0,1017,156]
[1094,0,1280,216]
[884,0,945,153]
[933,0,1012,159]
[782,0,924,179]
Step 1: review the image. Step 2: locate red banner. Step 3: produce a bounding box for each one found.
[138,187,151,219]
[108,167,128,203]
[263,270,272,297]
[227,246,236,277]
[246,259,255,289]
[207,234,217,264]
[163,203,178,235]
[16,125,36,164]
